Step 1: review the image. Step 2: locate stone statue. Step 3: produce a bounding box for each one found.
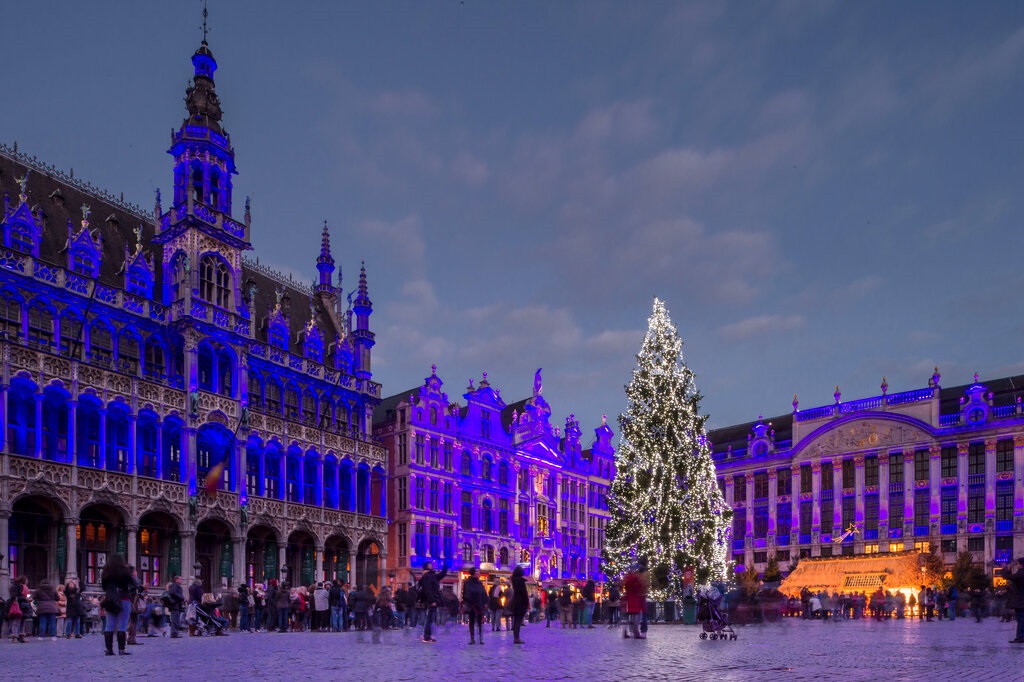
[534,368,543,396]
[188,494,198,519]
[81,204,91,224]
[14,171,28,198]
[240,504,248,528]
[189,389,200,417]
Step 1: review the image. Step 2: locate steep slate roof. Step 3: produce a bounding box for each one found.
[242,263,344,354]
[0,148,163,294]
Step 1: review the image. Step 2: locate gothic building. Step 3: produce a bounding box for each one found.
[0,38,388,596]
[373,367,615,591]
[710,371,1024,581]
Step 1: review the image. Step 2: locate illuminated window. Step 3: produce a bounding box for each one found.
[199,254,232,308]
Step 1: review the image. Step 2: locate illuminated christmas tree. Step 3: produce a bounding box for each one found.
[603,298,732,598]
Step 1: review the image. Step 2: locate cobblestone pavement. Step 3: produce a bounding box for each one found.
[3,618,1020,681]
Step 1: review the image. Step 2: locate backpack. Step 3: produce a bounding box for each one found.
[608,585,620,602]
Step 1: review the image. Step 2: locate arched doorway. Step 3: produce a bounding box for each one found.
[137,511,180,589]
[285,530,316,587]
[323,535,350,584]
[195,518,234,591]
[9,496,63,587]
[77,503,127,587]
[245,525,279,586]
[356,539,381,591]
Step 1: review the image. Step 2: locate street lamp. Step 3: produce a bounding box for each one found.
[194,562,202,579]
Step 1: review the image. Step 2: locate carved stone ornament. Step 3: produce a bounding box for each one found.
[807,420,930,457]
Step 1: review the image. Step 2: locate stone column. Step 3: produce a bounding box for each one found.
[903,450,916,551]
[99,408,108,469]
[236,435,247,496]
[155,421,164,479]
[314,544,324,583]
[34,392,43,457]
[127,414,137,475]
[233,536,246,588]
[350,466,359,513]
[811,462,822,536]
[723,476,735,507]
[957,443,969,532]
[296,452,306,504]
[68,400,77,464]
[744,473,754,537]
[832,462,843,533]
[64,518,79,582]
[0,510,11,596]
[185,426,198,493]
[127,525,139,568]
[0,385,7,454]
[363,469,372,515]
[278,545,287,584]
[181,427,190,485]
[929,445,942,534]
[879,453,890,552]
[854,455,866,529]
[791,467,801,541]
[1015,436,1024,561]
[179,531,196,587]
[378,470,387,518]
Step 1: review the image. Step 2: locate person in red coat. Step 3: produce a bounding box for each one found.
[622,561,648,640]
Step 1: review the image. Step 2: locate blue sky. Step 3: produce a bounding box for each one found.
[5,1,1024,435]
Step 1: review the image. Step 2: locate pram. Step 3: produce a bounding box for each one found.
[697,593,737,641]
[185,602,229,636]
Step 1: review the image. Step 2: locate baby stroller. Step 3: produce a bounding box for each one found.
[697,593,737,641]
[185,602,228,637]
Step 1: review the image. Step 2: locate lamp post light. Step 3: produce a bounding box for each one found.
[194,562,202,579]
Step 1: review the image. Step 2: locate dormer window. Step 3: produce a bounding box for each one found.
[70,246,98,277]
[199,254,231,308]
[304,326,323,363]
[9,223,34,254]
[126,264,153,299]
[269,317,288,350]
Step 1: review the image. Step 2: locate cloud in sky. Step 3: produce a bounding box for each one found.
[3,1,1024,430]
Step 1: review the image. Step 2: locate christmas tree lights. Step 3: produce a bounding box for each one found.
[603,298,732,598]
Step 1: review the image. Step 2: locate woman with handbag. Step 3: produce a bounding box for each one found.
[7,576,29,643]
[100,554,134,656]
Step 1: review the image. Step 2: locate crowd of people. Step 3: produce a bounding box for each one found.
[6,552,1018,650]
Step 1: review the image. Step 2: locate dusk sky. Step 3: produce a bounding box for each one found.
[5,1,1024,437]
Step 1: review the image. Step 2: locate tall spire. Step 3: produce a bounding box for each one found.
[316,220,336,295]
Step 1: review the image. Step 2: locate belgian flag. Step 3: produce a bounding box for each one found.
[204,461,225,496]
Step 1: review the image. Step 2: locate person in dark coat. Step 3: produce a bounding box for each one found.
[101,555,135,655]
[461,568,487,645]
[33,579,60,639]
[164,575,185,638]
[1004,557,1024,643]
[417,560,448,643]
[64,579,86,638]
[510,566,529,644]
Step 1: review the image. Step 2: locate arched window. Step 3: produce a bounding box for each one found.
[481,499,493,534]
[484,545,495,564]
[118,333,140,374]
[248,374,263,409]
[197,344,214,392]
[302,392,316,424]
[27,305,53,348]
[430,406,437,425]
[144,337,164,378]
[481,456,492,482]
[284,386,299,420]
[209,169,221,209]
[462,543,473,563]
[89,323,113,367]
[266,381,281,414]
[199,254,232,309]
[191,164,203,204]
[170,252,189,302]
[0,296,22,340]
[269,316,288,350]
[217,347,234,397]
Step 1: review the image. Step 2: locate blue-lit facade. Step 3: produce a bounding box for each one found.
[374,367,615,589]
[0,39,387,597]
[710,371,1024,580]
